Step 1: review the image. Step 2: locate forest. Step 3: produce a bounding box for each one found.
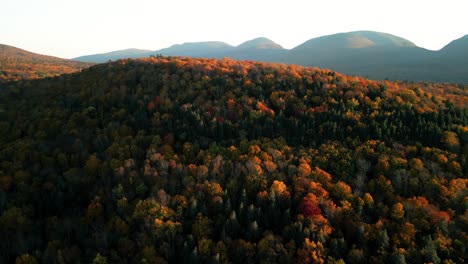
[0,44,92,83]
[0,56,466,263]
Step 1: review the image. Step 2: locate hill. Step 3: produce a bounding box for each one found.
[0,57,466,263]
[288,31,468,83]
[150,41,234,58]
[288,31,433,81]
[236,37,284,50]
[0,44,92,82]
[293,31,416,50]
[439,34,468,57]
[222,37,287,62]
[72,31,468,84]
[387,35,468,84]
[73,48,152,63]
[75,38,285,63]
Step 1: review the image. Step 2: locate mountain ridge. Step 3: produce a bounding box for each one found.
[73,30,454,61]
[3,30,467,83]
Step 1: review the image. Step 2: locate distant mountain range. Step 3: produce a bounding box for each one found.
[73,31,468,84]
[73,48,152,63]
[0,44,92,82]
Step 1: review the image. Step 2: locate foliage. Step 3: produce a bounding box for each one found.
[0,56,466,263]
[0,44,92,83]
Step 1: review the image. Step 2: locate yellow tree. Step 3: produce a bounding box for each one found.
[441,131,460,152]
[296,238,326,264]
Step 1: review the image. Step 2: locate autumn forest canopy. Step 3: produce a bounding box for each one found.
[0,56,467,263]
[0,44,92,83]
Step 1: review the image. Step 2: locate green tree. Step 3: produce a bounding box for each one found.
[91,253,108,264]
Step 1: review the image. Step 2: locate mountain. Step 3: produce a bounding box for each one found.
[225,37,287,62]
[0,56,466,263]
[288,31,429,77]
[289,31,468,83]
[73,48,152,63]
[150,41,234,58]
[71,31,468,83]
[409,35,468,84]
[441,35,468,53]
[72,39,283,63]
[0,44,92,82]
[236,37,284,50]
[293,31,416,50]
[439,34,468,57]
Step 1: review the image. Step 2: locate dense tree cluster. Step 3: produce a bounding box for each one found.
[0,57,466,263]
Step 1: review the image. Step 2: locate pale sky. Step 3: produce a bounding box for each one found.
[1,0,467,59]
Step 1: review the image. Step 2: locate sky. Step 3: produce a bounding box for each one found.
[1,0,467,59]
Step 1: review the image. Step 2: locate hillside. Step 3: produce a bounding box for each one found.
[0,44,93,83]
[0,57,466,263]
[439,34,468,57]
[72,31,468,84]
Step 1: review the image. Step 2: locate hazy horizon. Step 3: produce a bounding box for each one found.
[2,0,467,58]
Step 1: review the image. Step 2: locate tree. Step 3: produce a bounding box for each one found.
[271,180,289,199]
[347,246,365,264]
[257,233,288,264]
[331,181,353,201]
[391,203,405,220]
[377,229,390,251]
[15,254,38,264]
[421,236,441,264]
[299,194,321,217]
[296,238,326,264]
[92,253,108,264]
[85,154,101,176]
[390,249,407,264]
[297,158,312,178]
[192,214,214,241]
[228,239,255,263]
[393,222,416,247]
[441,131,460,152]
